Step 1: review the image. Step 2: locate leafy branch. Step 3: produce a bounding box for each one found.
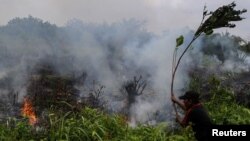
[171,2,247,115]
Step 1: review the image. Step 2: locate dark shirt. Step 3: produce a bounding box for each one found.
[182,103,212,141]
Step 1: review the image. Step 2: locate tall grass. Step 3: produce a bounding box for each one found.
[1,75,250,140]
[0,107,195,141]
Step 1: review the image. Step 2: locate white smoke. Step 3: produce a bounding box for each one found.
[0,17,193,122]
[186,33,250,75]
[1,16,249,123]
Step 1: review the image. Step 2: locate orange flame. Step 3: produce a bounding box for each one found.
[21,97,37,125]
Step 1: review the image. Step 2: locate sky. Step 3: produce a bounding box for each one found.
[0,0,249,39]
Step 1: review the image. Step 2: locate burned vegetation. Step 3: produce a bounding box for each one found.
[0,59,151,125]
[0,77,20,121]
[120,76,147,120]
[26,64,80,116]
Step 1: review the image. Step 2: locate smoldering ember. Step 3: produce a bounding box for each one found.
[0,5,250,140]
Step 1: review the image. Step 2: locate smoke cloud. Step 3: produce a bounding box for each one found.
[0,16,249,123]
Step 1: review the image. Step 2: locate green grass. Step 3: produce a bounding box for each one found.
[1,76,250,141]
[0,107,196,141]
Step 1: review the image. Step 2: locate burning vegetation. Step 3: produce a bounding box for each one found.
[26,64,80,116]
[21,97,37,125]
[0,2,249,140]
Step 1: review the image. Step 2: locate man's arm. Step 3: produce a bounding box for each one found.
[176,113,185,127]
[171,95,186,111]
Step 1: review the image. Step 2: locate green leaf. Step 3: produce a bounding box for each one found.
[205,29,213,35]
[195,2,247,36]
[176,35,184,47]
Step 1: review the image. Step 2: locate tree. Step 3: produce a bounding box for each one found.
[122,76,147,118]
[171,2,247,115]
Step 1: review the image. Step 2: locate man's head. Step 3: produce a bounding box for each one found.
[179,91,200,108]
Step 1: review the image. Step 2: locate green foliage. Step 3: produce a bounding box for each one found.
[3,76,250,141]
[171,2,246,116]
[0,107,195,141]
[195,2,247,36]
[205,81,250,124]
[189,75,250,125]
[205,29,213,35]
[176,35,184,48]
[0,118,35,141]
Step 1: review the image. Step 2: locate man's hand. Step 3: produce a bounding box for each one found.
[176,114,181,122]
[175,113,185,127]
[172,95,186,111]
[171,95,177,103]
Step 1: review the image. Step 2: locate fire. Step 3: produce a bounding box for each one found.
[21,97,37,125]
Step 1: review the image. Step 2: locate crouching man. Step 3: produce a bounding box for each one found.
[172,91,212,141]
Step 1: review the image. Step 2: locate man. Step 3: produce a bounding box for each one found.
[172,91,212,141]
